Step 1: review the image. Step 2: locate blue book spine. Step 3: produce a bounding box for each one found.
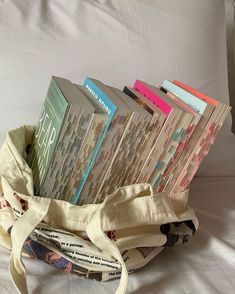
[162,80,207,115]
[72,78,116,203]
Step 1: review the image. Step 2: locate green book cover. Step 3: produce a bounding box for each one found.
[28,77,68,194]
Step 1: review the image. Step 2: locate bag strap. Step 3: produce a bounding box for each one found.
[8,190,129,294]
[9,196,51,294]
[86,192,129,294]
[4,175,194,294]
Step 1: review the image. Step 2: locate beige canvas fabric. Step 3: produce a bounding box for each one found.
[0,126,198,294]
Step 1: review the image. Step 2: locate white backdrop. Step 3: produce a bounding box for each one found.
[225,0,235,133]
[0,1,235,294]
[0,0,234,177]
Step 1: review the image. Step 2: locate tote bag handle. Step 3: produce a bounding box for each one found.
[8,194,128,294]
[86,190,130,294]
[9,196,51,294]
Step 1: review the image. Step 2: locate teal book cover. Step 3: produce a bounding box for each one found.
[28,77,68,195]
[72,77,116,203]
[162,80,207,114]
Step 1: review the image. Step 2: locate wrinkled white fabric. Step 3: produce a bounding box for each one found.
[0,0,234,176]
[0,1,234,293]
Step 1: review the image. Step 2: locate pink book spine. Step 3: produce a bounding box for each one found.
[133,80,172,115]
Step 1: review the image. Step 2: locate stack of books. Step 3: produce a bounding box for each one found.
[28,76,231,204]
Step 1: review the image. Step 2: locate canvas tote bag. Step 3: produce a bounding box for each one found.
[0,126,198,294]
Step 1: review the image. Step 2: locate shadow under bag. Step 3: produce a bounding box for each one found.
[0,125,198,294]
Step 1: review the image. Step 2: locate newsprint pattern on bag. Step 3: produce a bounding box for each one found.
[8,198,164,281]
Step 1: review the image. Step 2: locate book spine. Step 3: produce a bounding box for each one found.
[133,80,171,115]
[28,78,68,195]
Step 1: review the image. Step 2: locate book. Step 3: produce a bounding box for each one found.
[170,104,230,194]
[40,78,107,199]
[96,86,153,199]
[28,76,96,197]
[47,85,109,202]
[29,76,230,204]
[161,81,230,193]
[69,77,118,204]
[173,80,218,107]
[144,84,195,190]
[77,78,134,205]
[155,90,202,192]
[122,86,166,185]
[133,80,183,184]
[161,80,214,116]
